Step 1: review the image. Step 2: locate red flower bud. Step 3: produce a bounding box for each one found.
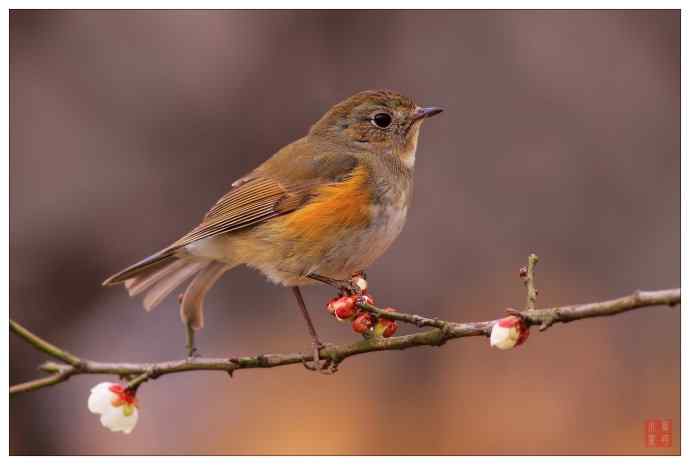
[515,322,530,346]
[358,293,375,306]
[351,273,368,293]
[491,315,530,349]
[383,321,398,337]
[374,318,398,338]
[352,312,374,334]
[326,297,338,315]
[327,296,357,321]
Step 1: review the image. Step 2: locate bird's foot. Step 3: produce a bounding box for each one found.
[302,341,338,375]
[308,272,367,297]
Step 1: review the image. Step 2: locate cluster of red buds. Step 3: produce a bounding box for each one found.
[327,295,399,338]
[325,274,398,337]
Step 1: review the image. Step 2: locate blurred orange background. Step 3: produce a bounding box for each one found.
[9,10,679,455]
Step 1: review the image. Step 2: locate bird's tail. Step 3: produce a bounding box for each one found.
[103,250,234,329]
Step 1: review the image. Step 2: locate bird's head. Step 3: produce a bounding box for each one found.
[310,89,443,168]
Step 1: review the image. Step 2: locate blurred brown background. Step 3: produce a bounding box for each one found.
[9,10,679,455]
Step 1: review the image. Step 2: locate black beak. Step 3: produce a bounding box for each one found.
[412,106,444,122]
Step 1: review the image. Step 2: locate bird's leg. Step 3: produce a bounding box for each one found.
[291,286,332,373]
[307,273,362,296]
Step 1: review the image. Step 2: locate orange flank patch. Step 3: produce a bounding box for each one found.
[280,165,372,242]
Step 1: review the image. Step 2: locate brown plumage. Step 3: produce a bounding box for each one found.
[103,89,443,360]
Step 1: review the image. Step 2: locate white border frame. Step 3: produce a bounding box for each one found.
[3,5,685,462]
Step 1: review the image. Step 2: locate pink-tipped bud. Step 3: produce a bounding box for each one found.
[359,293,375,306]
[352,312,374,334]
[490,316,530,350]
[352,273,368,293]
[327,296,357,321]
[374,318,398,338]
[326,297,338,315]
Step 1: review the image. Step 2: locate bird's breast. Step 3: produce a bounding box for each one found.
[226,162,412,285]
[278,164,373,243]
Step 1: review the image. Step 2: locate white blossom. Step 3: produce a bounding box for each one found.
[87,382,139,434]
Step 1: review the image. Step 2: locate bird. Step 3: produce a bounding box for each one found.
[103,89,443,368]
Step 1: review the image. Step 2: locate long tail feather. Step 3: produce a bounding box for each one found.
[142,260,208,311]
[102,249,175,286]
[125,259,189,297]
[105,248,234,323]
[180,262,232,329]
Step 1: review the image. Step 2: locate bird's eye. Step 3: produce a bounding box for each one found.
[371,113,392,129]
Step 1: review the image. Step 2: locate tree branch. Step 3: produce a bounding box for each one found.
[10,286,680,396]
[523,253,539,310]
[10,319,82,367]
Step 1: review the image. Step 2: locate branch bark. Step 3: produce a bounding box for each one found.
[10,287,680,396]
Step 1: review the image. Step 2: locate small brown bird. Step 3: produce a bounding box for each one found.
[103,89,443,366]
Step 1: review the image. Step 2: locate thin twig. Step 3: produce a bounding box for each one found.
[9,287,680,396]
[524,253,539,310]
[10,319,82,367]
[9,369,75,396]
[359,304,447,329]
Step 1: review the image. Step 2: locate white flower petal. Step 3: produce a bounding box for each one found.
[99,408,121,430]
[100,405,139,434]
[490,323,518,350]
[99,404,139,434]
[121,408,139,434]
[88,383,116,414]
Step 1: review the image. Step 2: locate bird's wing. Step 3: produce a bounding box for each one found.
[169,139,360,251]
[102,175,309,286]
[170,176,313,250]
[102,140,359,286]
